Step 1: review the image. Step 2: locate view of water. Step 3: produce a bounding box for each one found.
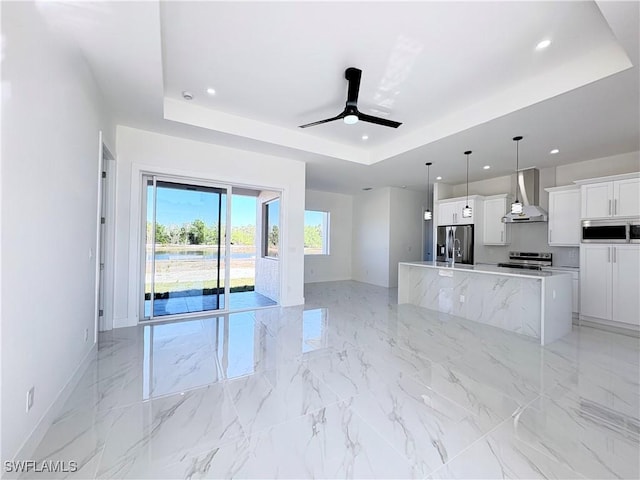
[149,250,255,261]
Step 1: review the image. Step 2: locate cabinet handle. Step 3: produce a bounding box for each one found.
[607,246,611,263]
[614,199,618,215]
[501,231,504,242]
[549,229,552,243]
[608,200,612,216]
[613,247,616,263]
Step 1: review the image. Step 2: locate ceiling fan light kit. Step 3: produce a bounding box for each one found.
[299,67,402,129]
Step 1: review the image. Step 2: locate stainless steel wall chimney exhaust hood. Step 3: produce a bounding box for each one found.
[502,168,548,223]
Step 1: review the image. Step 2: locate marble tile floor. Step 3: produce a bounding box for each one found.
[25,281,639,479]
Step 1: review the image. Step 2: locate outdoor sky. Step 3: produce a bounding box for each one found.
[148,188,258,226]
[147,187,324,227]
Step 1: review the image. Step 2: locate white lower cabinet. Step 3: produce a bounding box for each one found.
[580,244,640,328]
[612,245,640,326]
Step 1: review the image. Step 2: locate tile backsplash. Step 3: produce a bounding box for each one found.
[476,222,580,267]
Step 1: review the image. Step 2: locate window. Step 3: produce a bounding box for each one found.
[263,199,280,258]
[304,210,329,255]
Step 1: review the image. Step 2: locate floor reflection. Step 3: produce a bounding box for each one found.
[141,308,329,399]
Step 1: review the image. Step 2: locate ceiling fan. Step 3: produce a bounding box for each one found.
[298,67,402,129]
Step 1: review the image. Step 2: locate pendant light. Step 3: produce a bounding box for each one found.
[424,162,433,220]
[462,151,472,218]
[511,136,524,214]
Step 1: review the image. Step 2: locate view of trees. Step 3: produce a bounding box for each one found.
[304,225,322,249]
[147,220,323,247]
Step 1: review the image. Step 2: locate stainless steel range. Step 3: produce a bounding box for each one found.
[498,252,552,271]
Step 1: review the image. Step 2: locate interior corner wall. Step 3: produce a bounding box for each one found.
[351,188,392,287]
[112,126,306,328]
[255,190,281,301]
[389,188,424,287]
[1,1,112,462]
[304,190,353,283]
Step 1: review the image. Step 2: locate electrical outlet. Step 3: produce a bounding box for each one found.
[459,295,465,303]
[26,387,34,412]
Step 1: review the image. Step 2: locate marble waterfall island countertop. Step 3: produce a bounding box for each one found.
[398,262,573,345]
[399,261,573,279]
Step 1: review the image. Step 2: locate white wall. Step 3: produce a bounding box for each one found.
[352,188,391,287]
[555,151,640,185]
[112,127,305,327]
[1,1,112,462]
[452,175,512,198]
[389,188,424,287]
[255,190,280,301]
[304,190,353,283]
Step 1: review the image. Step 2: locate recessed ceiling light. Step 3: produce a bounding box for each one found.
[206,88,216,96]
[182,91,193,100]
[436,176,442,180]
[362,135,369,140]
[483,165,491,170]
[550,148,560,154]
[401,185,407,189]
[536,39,552,50]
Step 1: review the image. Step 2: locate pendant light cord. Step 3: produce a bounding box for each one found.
[425,162,432,212]
[463,151,471,205]
[466,154,469,204]
[513,136,522,204]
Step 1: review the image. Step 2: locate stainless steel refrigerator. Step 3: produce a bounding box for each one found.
[436,225,474,264]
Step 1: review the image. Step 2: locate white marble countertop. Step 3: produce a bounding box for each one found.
[399,261,573,279]
[542,265,580,272]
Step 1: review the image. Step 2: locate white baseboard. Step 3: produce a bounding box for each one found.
[578,315,640,337]
[8,343,97,471]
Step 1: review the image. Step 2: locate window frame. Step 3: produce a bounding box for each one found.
[262,198,280,259]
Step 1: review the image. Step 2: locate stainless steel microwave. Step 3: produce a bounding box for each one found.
[631,220,640,243]
[581,220,629,243]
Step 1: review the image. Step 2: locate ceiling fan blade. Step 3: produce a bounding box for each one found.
[298,112,344,129]
[345,67,362,106]
[358,113,402,128]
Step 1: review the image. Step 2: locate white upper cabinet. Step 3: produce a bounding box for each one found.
[578,174,640,219]
[437,201,459,225]
[546,186,580,246]
[482,195,509,245]
[613,178,640,217]
[436,197,479,226]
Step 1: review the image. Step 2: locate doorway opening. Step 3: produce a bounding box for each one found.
[227,188,277,311]
[140,176,278,321]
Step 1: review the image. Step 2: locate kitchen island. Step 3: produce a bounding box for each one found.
[398,262,573,345]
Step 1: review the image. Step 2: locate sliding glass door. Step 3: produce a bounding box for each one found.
[143,176,230,319]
